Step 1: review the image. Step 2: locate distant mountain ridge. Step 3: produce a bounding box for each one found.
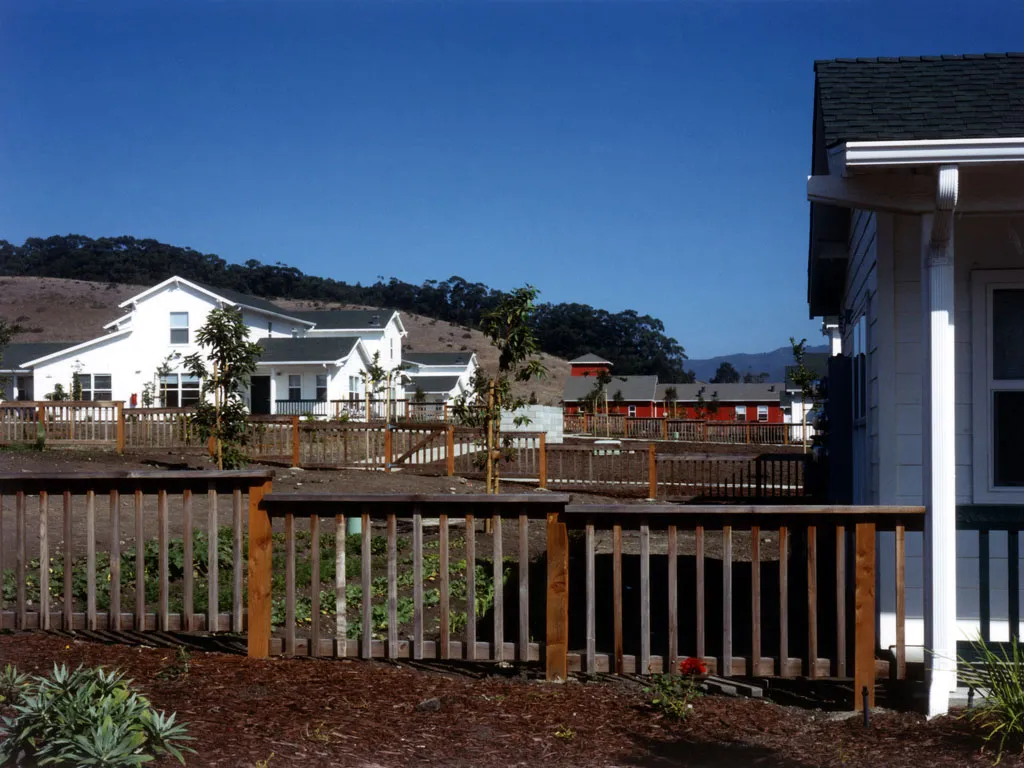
[685,345,829,383]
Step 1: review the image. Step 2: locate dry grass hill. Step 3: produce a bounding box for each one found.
[0,276,568,404]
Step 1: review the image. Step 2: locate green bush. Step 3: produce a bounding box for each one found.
[960,636,1024,760]
[643,674,701,719]
[0,664,193,766]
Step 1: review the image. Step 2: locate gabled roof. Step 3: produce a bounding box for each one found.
[404,351,476,367]
[256,337,360,364]
[408,375,462,394]
[290,309,403,333]
[655,382,783,403]
[562,375,657,403]
[17,330,132,368]
[814,54,1024,148]
[569,353,613,366]
[0,342,80,371]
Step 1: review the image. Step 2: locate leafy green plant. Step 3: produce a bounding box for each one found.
[0,664,28,705]
[960,636,1024,761]
[554,724,576,740]
[0,664,194,766]
[643,673,701,719]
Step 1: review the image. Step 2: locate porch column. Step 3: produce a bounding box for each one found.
[922,165,959,717]
[269,370,277,415]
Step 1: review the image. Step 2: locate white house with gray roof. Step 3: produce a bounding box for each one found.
[402,351,478,403]
[2,275,405,417]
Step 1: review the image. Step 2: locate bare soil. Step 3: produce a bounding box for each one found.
[0,631,1016,768]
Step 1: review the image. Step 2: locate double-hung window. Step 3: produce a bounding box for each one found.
[316,374,328,402]
[160,374,201,408]
[757,405,769,422]
[288,375,302,402]
[627,405,637,417]
[79,374,112,401]
[973,272,1024,499]
[170,312,189,345]
[735,405,747,421]
[349,375,360,403]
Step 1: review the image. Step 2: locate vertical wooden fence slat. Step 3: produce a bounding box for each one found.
[232,489,243,634]
[39,491,49,630]
[613,523,623,674]
[722,525,732,677]
[640,522,651,673]
[466,513,477,661]
[63,491,72,630]
[246,480,272,658]
[285,513,296,656]
[492,514,504,661]
[895,524,907,680]
[0,496,3,616]
[545,511,569,681]
[134,489,144,630]
[980,530,991,642]
[361,511,372,659]
[751,525,761,675]
[413,508,423,660]
[519,512,530,662]
[86,490,97,630]
[387,514,398,658]
[310,513,321,658]
[183,490,194,632]
[16,492,26,630]
[835,525,846,678]
[807,525,818,678]
[109,491,120,632]
[1010,529,1020,643]
[695,525,705,661]
[158,489,169,631]
[336,514,347,657]
[439,513,450,660]
[667,524,678,673]
[854,522,877,711]
[585,521,596,674]
[778,525,788,676]
[207,483,218,632]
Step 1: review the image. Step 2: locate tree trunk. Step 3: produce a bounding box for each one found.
[214,360,223,470]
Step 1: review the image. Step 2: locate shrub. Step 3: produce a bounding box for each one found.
[960,637,1024,760]
[0,664,194,766]
[643,659,705,720]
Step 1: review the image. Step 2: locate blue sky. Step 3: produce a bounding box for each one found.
[2,1,1021,358]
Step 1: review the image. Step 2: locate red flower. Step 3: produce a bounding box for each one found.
[679,657,707,676]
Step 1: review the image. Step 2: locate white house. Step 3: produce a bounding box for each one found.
[402,351,478,404]
[7,276,406,417]
[805,53,1024,714]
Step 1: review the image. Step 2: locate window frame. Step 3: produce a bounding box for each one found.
[169,312,189,345]
[79,373,112,402]
[627,404,637,417]
[735,405,747,422]
[315,374,328,402]
[972,270,1024,502]
[757,405,769,422]
[160,373,201,408]
[288,375,302,402]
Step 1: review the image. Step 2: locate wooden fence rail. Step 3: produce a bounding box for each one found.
[566,415,795,446]
[1,401,126,451]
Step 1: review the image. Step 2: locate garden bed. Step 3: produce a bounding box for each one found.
[0,632,1017,767]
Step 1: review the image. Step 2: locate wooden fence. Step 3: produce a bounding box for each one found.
[565,414,796,446]
[1,401,125,449]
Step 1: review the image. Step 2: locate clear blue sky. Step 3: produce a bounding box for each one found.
[2,1,1021,358]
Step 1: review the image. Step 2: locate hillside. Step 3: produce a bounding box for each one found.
[0,276,569,404]
[686,344,829,383]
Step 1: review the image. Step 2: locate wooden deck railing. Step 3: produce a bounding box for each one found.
[0,471,273,634]
[1,401,126,450]
[565,415,795,446]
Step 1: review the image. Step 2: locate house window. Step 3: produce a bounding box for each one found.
[160,374,201,408]
[735,405,747,421]
[852,315,867,424]
[349,375,360,402]
[757,405,769,422]
[79,374,112,402]
[627,405,637,417]
[170,312,189,345]
[316,374,328,402]
[288,375,302,402]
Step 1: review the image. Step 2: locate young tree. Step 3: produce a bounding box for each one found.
[361,352,406,421]
[789,337,820,453]
[664,385,678,418]
[710,362,740,384]
[0,320,13,400]
[450,285,546,494]
[693,389,720,421]
[184,307,263,469]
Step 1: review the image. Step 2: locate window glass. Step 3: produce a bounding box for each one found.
[757,405,769,422]
[316,374,328,402]
[994,391,1024,486]
[288,375,301,401]
[735,405,747,421]
[79,373,112,401]
[993,290,1024,380]
[160,374,179,407]
[627,405,636,417]
[181,375,201,406]
[170,312,189,345]
[78,374,92,401]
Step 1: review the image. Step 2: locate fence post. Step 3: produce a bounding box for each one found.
[539,432,547,489]
[446,425,455,476]
[247,478,274,658]
[746,423,751,444]
[384,424,393,473]
[37,403,46,442]
[662,418,668,441]
[291,415,300,468]
[545,512,569,681]
[648,443,657,500]
[116,402,125,454]
[702,421,708,442]
[854,521,877,710]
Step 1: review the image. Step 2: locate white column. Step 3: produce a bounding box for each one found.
[269,370,277,415]
[922,165,959,717]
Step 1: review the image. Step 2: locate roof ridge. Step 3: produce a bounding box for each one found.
[815,52,1024,67]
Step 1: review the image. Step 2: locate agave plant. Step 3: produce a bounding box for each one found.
[0,663,194,767]
[959,636,1024,762]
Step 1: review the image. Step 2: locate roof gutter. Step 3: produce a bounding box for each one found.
[831,137,1024,171]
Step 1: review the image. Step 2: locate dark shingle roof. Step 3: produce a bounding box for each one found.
[288,310,395,330]
[1,342,79,370]
[256,337,359,363]
[569,353,613,365]
[655,382,783,403]
[409,375,462,394]
[190,282,302,319]
[814,54,1024,147]
[403,352,474,367]
[562,375,658,403]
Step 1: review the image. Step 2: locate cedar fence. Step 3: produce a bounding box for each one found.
[565,413,804,446]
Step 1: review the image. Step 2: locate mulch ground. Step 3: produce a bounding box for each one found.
[1,632,1019,768]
